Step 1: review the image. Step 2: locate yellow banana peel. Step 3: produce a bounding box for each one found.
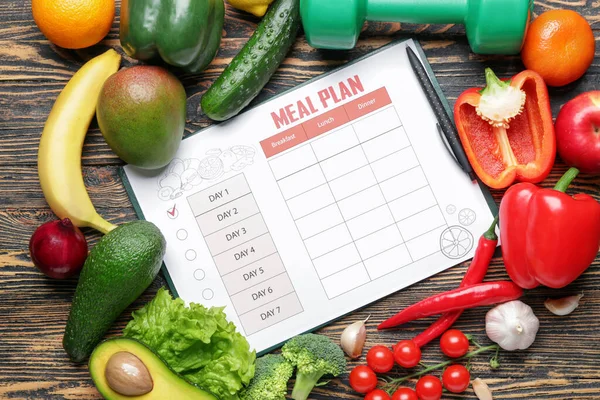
[227,0,274,17]
[38,49,121,234]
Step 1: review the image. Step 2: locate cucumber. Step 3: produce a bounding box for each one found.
[201,0,300,121]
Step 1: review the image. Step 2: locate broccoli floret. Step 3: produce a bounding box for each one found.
[240,354,294,400]
[282,333,347,400]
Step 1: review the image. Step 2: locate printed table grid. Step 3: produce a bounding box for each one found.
[267,103,449,299]
[187,173,303,335]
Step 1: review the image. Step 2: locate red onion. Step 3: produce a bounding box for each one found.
[29,219,88,279]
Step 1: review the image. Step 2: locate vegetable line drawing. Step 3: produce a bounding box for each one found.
[157,146,256,201]
[440,226,474,259]
[458,208,476,226]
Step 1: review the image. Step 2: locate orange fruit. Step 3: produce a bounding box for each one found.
[32,0,115,49]
[521,10,595,87]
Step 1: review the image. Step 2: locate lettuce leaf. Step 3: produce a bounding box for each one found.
[123,288,256,400]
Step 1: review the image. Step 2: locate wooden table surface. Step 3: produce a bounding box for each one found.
[2,1,600,399]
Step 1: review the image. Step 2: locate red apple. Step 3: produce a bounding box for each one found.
[555,91,600,174]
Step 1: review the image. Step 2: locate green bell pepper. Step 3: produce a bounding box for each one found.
[120,0,225,74]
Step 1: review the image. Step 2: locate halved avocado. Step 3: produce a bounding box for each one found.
[89,338,218,400]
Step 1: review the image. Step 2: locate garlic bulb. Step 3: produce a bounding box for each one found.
[340,316,369,359]
[485,301,539,351]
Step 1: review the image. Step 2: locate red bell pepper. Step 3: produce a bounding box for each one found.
[454,68,555,189]
[500,167,600,289]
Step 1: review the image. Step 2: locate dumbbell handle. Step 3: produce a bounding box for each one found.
[368,0,467,24]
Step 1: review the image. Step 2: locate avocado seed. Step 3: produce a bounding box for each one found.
[105,351,153,396]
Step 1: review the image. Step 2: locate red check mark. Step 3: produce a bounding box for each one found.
[167,204,177,218]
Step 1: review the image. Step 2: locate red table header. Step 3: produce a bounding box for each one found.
[261,87,391,158]
[260,124,307,158]
[344,87,391,120]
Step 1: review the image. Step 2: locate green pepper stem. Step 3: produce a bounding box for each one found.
[484,215,499,240]
[476,68,525,129]
[481,68,511,96]
[553,167,580,193]
[382,344,499,393]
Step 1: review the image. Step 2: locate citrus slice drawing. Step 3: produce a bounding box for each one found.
[230,145,255,158]
[198,156,224,180]
[458,208,476,226]
[446,204,457,215]
[440,226,474,259]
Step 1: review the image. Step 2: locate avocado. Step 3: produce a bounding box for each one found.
[63,221,166,362]
[97,65,186,170]
[90,338,218,400]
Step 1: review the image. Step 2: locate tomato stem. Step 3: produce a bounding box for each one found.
[490,346,501,369]
[382,344,499,393]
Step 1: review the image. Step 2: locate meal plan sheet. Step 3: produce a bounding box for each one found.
[122,39,497,353]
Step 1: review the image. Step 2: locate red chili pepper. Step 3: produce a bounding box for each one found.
[377,281,523,330]
[500,167,600,289]
[413,217,498,348]
[454,68,555,189]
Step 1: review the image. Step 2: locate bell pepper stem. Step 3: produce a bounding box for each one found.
[476,68,526,129]
[484,215,499,240]
[482,68,511,95]
[553,167,580,193]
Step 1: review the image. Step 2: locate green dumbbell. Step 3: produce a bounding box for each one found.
[300,0,532,54]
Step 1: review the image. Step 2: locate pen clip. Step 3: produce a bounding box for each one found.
[436,123,459,165]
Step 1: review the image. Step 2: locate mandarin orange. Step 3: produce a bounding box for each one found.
[521,10,595,87]
[32,0,115,49]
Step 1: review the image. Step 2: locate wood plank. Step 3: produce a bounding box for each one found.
[2,162,600,213]
[4,42,600,165]
[2,0,600,398]
[1,273,599,400]
[3,378,600,400]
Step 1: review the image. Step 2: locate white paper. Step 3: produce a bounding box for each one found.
[123,39,495,353]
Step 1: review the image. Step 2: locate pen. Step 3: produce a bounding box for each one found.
[405,46,476,181]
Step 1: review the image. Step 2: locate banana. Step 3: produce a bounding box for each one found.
[38,49,121,234]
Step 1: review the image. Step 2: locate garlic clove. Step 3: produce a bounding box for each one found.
[472,378,493,400]
[544,294,583,316]
[340,316,369,359]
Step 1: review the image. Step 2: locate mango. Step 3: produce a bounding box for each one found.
[97,66,186,169]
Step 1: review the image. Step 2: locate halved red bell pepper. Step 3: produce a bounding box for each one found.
[454,68,556,189]
[500,167,600,289]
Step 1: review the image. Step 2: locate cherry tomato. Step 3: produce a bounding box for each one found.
[442,364,470,393]
[391,387,418,400]
[365,389,391,400]
[415,375,443,400]
[393,340,421,368]
[367,345,395,373]
[440,329,470,358]
[350,365,378,394]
